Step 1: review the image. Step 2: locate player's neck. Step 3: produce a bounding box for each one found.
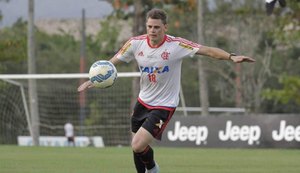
[150,40,162,46]
[148,35,167,48]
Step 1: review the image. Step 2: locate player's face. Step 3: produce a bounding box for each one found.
[146,18,167,46]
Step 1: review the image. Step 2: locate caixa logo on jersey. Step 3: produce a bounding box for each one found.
[140,66,169,74]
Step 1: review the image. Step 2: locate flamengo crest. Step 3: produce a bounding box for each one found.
[161,50,170,60]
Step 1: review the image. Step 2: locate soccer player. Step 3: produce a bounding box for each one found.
[78,8,255,173]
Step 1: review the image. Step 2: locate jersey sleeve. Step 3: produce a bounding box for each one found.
[115,39,135,63]
[175,37,201,59]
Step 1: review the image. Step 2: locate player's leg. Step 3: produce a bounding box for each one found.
[137,108,175,173]
[132,127,153,152]
[132,127,156,171]
[70,136,75,147]
[132,132,147,173]
[132,109,169,172]
[67,137,72,146]
[131,102,149,173]
[131,101,174,173]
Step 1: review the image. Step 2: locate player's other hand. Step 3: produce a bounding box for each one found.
[77,80,94,92]
[231,56,255,63]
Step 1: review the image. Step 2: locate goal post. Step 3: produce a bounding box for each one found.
[1,79,33,137]
[0,72,140,146]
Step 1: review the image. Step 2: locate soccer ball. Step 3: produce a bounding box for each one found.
[89,60,117,88]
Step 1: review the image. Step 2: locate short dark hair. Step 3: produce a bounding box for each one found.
[146,8,168,25]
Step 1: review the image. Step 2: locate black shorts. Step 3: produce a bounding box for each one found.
[131,99,176,140]
[67,136,74,142]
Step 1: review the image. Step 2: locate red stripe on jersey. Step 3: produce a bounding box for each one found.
[114,40,132,57]
[138,98,176,112]
[166,36,201,48]
[114,35,147,59]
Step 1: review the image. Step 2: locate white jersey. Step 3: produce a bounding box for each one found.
[64,123,74,137]
[116,34,201,107]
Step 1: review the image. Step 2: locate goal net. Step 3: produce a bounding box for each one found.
[0,73,139,146]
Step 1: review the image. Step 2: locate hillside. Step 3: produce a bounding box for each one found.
[35,18,132,42]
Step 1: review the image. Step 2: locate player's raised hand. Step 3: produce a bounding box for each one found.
[77,80,94,92]
[231,55,255,63]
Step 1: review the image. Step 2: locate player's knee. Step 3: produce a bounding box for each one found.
[131,140,145,153]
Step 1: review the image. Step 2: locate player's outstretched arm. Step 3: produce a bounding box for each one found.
[229,55,255,63]
[196,46,255,63]
[77,80,93,92]
[109,56,123,65]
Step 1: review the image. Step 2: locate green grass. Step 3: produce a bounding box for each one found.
[0,145,299,173]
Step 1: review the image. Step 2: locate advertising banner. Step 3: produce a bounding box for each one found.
[18,136,104,147]
[159,115,300,148]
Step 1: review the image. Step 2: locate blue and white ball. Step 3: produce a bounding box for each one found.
[89,60,117,88]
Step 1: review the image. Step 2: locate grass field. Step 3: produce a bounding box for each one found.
[0,145,299,173]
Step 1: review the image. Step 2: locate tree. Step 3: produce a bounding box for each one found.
[263,75,300,112]
[35,31,81,73]
[0,19,27,73]
[260,0,300,113]
[263,75,300,105]
[199,0,276,113]
[269,0,300,47]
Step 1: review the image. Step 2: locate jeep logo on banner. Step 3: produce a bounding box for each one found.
[159,115,300,148]
[272,120,300,142]
[167,121,208,145]
[218,121,261,145]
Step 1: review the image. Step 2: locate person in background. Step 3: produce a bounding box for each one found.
[64,122,75,147]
